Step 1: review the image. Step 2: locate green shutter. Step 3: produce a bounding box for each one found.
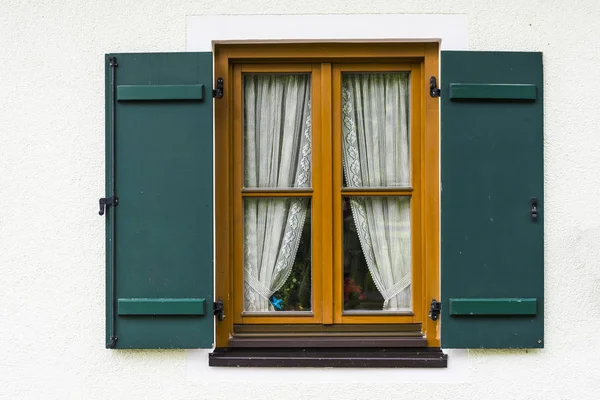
[441,51,544,348]
[104,53,214,349]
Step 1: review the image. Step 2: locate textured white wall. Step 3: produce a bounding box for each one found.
[1,1,600,399]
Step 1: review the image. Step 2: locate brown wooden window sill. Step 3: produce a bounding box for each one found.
[209,347,447,368]
[209,336,447,367]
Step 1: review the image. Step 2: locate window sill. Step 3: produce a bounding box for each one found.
[209,347,447,368]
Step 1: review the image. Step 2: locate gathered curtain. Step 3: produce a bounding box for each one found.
[243,74,312,311]
[341,73,412,311]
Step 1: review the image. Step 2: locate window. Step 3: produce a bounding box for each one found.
[103,47,544,361]
[214,43,441,352]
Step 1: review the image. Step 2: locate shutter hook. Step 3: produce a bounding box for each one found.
[430,76,441,98]
[212,77,224,99]
[99,196,119,216]
[429,299,441,321]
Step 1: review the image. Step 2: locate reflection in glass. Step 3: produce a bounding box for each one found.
[341,72,410,188]
[244,74,312,189]
[343,197,411,311]
[244,198,311,312]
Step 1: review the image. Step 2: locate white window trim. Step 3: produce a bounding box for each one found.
[186,14,468,51]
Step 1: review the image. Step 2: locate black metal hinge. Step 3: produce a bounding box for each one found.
[212,77,224,99]
[430,76,441,98]
[108,56,118,68]
[213,299,225,321]
[429,299,441,321]
[106,336,118,348]
[99,196,119,216]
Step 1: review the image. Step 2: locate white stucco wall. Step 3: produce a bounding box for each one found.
[2,1,600,399]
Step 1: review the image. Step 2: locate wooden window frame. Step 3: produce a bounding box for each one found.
[215,42,440,348]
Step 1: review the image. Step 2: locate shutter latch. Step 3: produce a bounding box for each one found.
[430,76,441,98]
[99,196,119,216]
[212,77,224,99]
[531,197,538,221]
[429,299,441,321]
[213,299,225,321]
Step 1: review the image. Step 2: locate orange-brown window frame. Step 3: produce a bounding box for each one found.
[215,43,440,348]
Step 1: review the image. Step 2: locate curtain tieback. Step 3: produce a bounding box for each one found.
[381,274,411,308]
[244,273,273,300]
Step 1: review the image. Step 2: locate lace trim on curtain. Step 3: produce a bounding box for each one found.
[341,90,362,188]
[270,199,309,291]
[347,197,388,299]
[296,100,312,187]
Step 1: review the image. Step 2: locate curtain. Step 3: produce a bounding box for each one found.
[341,73,412,311]
[243,74,311,311]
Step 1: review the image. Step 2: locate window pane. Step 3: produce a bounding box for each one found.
[342,196,411,312]
[341,72,410,188]
[244,198,311,312]
[244,74,312,189]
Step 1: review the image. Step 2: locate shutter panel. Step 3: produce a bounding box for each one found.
[440,51,544,348]
[104,53,214,349]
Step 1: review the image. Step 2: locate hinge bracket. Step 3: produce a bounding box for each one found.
[99,196,119,216]
[108,56,118,68]
[430,76,441,98]
[429,299,441,321]
[212,77,224,99]
[106,336,118,348]
[213,299,225,321]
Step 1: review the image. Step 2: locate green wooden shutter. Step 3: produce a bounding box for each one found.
[104,53,214,349]
[441,51,544,348]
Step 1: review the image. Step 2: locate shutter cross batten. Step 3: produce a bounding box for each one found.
[117,84,206,101]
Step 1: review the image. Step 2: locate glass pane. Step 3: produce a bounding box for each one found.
[341,72,410,188]
[244,197,311,312]
[243,73,312,189]
[342,196,411,312]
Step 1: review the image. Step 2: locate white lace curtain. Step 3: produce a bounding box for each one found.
[243,74,312,311]
[342,73,412,311]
